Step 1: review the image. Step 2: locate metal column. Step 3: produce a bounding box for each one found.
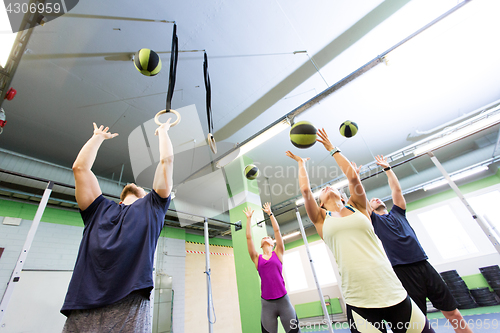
[295,207,334,333]
[428,152,500,254]
[150,245,158,333]
[0,181,53,323]
[204,218,214,333]
[483,216,500,244]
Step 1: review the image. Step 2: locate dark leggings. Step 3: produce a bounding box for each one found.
[261,294,301,333]
[346,296,435,333]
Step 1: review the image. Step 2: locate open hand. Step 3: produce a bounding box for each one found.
[286,151,310,163]
[375,155,390,169]
[243,207,254,218]
[316,128,334,152]
[93,123,118,140]
[351,161,362,175]
[155,117,172,136]
[262,202,272,216]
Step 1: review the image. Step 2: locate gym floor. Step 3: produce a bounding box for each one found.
[299,306,500,332]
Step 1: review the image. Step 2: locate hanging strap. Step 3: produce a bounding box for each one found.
[203,52,213,134]
[166,24,178,111]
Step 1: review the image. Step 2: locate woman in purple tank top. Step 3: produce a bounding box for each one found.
[244,203,301,333]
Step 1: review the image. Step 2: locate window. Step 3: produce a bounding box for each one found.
[283,251,308,291]
[467,190,500,235]
[418,205,478,259]
[309,242,337,285]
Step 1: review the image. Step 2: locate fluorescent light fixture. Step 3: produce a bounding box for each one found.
[238,119,290,157]
[295,179,349,206]
[0,7,16,68]
[295,190,321,206]
[423,165,488,191]
[282,231,301,240]
[331,178,349,189]
[217,119,290,167]
[414,112,500,156]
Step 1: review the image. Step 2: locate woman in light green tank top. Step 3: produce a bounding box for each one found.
[286,128,435,333]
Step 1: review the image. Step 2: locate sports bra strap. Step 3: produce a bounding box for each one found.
[345,204,355,213]
[326,204,356,216]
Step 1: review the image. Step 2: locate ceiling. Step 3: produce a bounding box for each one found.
[2,0,500,231]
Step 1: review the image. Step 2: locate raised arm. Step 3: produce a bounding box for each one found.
[73,123,118,211]
[262,202,284,262]
[351,161,373,216]
[285,151,324,226]
[316,128,368,216]
[375,155,406,209]
[153,119,174,198]
[244,207,259,269]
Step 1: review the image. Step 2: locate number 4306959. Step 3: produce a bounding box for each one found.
[6,2,61,14]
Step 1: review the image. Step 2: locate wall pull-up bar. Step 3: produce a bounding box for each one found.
[295,207,334,333]
[428,152,500,255]
[0,181,53,324]
[204,218,215,333]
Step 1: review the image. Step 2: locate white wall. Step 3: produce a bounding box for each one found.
[406,184,500,277]
[0,217,82,299]
[156,237,186,333]
[284,240,343,308]
[0,216,186,333]
[1,271,72,333]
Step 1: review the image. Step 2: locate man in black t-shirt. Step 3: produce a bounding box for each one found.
[61,120,174,332]
[368,155,472,333]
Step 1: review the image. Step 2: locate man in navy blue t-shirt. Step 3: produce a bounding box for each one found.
[61,120,174,332]
[368,155,472,333]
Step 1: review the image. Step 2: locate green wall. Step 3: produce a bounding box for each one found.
[463,273,491,290]
[285,234,322,251]
[230,202,264,333]
[295,298,342,318]
[0,198,235,246]
[0,198,82,226]
[185,233,233,247]
[406,170,500,212]
[226,154,266,333]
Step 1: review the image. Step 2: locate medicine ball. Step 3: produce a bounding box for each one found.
[290,121,317,148]
[244,164,259,180]
[134,49,162,76]
[339,120,358,138]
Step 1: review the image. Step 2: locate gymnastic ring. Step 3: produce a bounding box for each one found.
[208,133,217,154]
[154,109,181,127]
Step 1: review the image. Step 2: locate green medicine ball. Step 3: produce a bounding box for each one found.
[134,49,162,76]
[244,164,259,180]
[290,121,317,149]
[339,120,358,138]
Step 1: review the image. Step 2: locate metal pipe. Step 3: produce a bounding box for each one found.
[118,164,125,186]
[204,218,214,333]
[428,152,500,254]
[150,245,158,333]
[483,215,500,245]
[0,181,53,322]
[257,155,422,223]
[295,207,334,333]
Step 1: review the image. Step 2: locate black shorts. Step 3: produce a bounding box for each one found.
[393,260,458,315]
[346,295,434,333]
